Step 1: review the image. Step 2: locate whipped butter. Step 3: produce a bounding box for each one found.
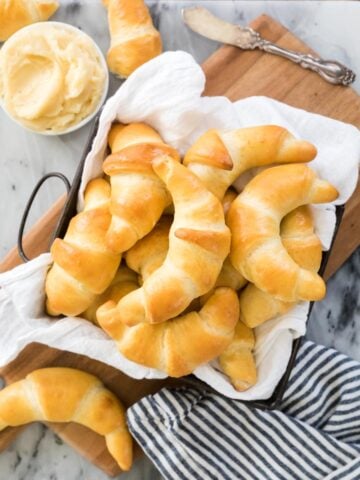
[0,23,106,133]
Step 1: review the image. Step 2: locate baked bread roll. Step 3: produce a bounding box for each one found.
[213,258,247,291]
[183,126,317,199]
[103,123,179,253]
[46,178,121,317]
[281,206,323,271]
[97,156,230,326]
[216,189,247,290]
[0,0,59,42]
[228,164,338,302]
[125,216,172,283]
[82,266,138,324]
[240,206,322,328]
[219,320,257,391]
[99,287,239,377]
[199,190,247,306]
[126,207,245,304]
[104,0,162,78]
[0,368,133,471]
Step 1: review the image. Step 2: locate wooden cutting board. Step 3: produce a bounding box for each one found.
[0,14,359,477]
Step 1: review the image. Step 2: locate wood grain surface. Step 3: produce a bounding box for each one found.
[0,14,359,476]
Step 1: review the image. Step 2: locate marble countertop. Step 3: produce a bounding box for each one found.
[0,1,359,479]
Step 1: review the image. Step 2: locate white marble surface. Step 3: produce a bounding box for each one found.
[0,1,359,479]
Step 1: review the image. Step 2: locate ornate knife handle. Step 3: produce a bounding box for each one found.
[255,38,356,86]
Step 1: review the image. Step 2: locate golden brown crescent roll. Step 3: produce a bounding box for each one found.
[46,178,121,317]
[199,258,248,306]
[104,0,162,78]
[281,205,323,271]
[219,320,257,391]
[218,189,247,290]
[183,126,317,199]
[99,287,239,377]
[103,123,179,253]
[228,164,338,302]
[215,258,247,291]
[0,368,133,471]
[82,266,138,324]
[126,191,246,292]
[240,206,322,328]
[0,0,59,41]
[199,190,247,306]
[125,216,172,283]
[97,156,231,327]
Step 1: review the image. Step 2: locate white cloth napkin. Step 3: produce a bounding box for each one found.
[0,51,359,400]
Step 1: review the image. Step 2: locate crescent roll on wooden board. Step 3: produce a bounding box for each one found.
[104,0,162,78]
[240,205,323,328]
[103,123,179,254]
[183,126,317,199]
[228,164,338,302]
[0,368,133,471]
[97,156,231,327]
[0,0,59,41]
[99,287,239,377]
[45,178,121,317]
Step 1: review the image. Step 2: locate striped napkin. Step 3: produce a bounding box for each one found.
[127,341,360,480]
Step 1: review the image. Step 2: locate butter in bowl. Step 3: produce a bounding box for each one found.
[0,22,109,135]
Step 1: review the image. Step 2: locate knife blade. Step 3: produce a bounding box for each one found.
[182,6,259,50]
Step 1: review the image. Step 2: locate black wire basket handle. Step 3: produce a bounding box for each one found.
[17,172,71,263]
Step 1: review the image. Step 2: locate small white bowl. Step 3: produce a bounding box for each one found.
[0,22,109,136]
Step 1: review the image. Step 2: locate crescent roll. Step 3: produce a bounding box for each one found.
[97,156,231,327]
[103,123,179,253]
[217,190,247,290]
[99,287,239,377]
[126,209,245,303]
[240,206,323,328]
[0,368,133,471]
[183,126,317,199]
[228,164,338,302]
[82,266,138,324]
[0,0,59,42]
[219,320,257,392]
[281,205,323,271]
[125,216,172,283]
[46,178,121,317]
[105,0,162,78]
[125,191,246,291]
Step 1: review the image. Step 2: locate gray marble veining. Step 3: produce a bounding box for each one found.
[0,1,359,479]
[307,247,360,361]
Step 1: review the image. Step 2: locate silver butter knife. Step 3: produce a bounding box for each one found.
[182,7,355,86]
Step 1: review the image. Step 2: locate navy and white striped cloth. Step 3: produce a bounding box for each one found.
[127,341,360,480]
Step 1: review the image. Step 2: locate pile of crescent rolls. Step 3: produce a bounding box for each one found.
[45,123,339,392]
